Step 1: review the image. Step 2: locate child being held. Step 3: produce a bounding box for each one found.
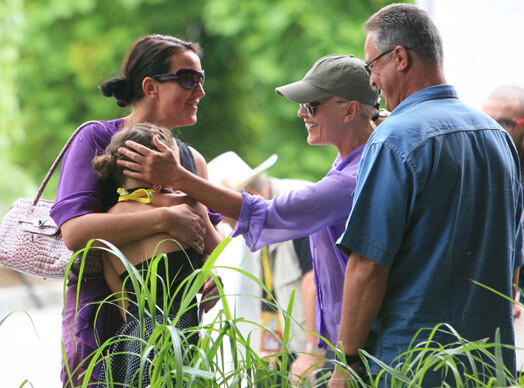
[92,122,222,387]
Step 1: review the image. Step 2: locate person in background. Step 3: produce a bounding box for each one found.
[50,34,218,387]
[207,151,322,384]
[332,4,523,386]
[483,85,524,318]
[114,54,381,384]
[483,85,524,169]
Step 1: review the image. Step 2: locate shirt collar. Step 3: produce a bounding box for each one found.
[334,144,366,171]
[390,84,458,117]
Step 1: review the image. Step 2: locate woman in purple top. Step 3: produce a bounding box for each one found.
[117,55,381,356]
[50,35,220,387]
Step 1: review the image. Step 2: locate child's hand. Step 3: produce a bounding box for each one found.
[200,275,223,313]
[153,184,174,192]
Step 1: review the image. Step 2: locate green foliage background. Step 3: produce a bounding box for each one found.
[0,0,405,213]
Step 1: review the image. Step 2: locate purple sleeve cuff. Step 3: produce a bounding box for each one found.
[232,190,267,251]
[207,208,224,225]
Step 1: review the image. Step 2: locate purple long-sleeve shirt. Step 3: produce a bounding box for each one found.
[233,146,363,348]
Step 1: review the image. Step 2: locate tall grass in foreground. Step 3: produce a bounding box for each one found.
[0,238,515,387]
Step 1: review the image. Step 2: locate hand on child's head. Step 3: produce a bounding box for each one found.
[153,135,180,164]
[172,140,181,164]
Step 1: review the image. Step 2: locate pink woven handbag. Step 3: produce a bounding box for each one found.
[0,121,105,279]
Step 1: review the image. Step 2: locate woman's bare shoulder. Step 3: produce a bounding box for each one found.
[188,146,208,179]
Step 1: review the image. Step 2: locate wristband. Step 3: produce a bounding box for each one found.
[337,351,360,364]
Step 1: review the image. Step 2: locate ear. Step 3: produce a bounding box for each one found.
[142,77,158,98]
[343,100,360,123]
[394,45,410,72]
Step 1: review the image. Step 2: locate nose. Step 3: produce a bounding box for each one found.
[369,75,378,88]
[194,82,205,98]
[297,105,308,119]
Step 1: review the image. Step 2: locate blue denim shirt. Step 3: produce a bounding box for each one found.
[338,85,523,379]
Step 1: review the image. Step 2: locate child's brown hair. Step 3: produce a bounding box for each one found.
[92,122,179,186]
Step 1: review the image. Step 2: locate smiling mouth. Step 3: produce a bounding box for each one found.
[305,123,318,130]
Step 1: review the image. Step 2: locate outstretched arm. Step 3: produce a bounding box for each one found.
[117,136,244,219]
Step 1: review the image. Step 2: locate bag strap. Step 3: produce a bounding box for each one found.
[33,120,109,206]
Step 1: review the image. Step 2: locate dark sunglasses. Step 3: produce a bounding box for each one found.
[497,118,524,132]
[151,68,205,90]
[299,100,349,117]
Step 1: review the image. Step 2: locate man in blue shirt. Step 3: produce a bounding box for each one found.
[330,4,523,387]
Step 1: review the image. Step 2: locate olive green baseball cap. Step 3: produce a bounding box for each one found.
[275,54,379,105]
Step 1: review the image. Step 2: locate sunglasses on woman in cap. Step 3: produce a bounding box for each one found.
[299,100,350,118]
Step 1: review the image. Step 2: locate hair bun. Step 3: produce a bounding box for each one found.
[99,77,133,107]
[91,153,116,180]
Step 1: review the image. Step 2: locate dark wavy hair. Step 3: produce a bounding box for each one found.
[99,35,201,107]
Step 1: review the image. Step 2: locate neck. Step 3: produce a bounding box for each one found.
[126,102,177,129]
[337,120,372,160]
[122,177,151,190]
[401,64,447,103]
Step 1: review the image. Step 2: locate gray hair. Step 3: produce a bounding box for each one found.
[489,85,524,116]
[359,103,378,120]
[365,3,443,66]
[360,103,389,129]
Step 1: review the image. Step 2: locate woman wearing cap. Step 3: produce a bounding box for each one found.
[117,54,382,381]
